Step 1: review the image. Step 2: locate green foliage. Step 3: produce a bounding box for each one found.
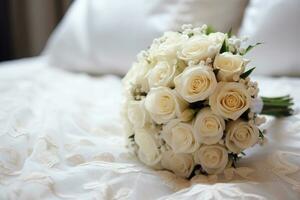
[259,129,265,139]
[128,134,135,142]
[189,100,206,110]
[228,153,241,168]
[261,95,294,117]
[220,39,229,53]
[213,68,220,76]
[240,67,256,79]
[188,32,194,38]
[188,165,208,179]
[227,28,233,38]
[205,25,216,35]
[241,43,262,55]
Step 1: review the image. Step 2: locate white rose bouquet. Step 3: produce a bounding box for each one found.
[122,24,294,179]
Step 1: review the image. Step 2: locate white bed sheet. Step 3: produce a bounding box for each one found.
[0,57,300,200]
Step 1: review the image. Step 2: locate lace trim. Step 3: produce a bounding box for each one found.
[158,182,268,200]
[21,172,76,199]
[78,161,144,174]
[157,167,255,191]
[269,151,300,192]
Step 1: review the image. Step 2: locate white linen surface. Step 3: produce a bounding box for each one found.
[1,57,300,200]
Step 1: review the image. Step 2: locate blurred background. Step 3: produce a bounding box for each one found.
[0,0,299,76]
[0,0,72,61]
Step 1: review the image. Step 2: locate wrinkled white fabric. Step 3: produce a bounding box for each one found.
[0,57,300,199]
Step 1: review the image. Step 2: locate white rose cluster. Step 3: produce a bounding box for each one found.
[122,24,266,178]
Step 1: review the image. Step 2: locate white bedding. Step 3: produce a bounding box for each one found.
[0,57,300,200]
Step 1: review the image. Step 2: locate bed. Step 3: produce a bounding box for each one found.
[0,56,300,199]
[1,0,300,199]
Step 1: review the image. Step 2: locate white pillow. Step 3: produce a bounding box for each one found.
[239,0,300,76]
[44,0,248,75]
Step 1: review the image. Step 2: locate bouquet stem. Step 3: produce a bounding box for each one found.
[261,95,294,117]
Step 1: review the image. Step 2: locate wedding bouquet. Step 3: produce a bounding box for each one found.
[122,24,293,179]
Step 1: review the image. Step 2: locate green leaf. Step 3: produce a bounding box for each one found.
[261,95,292,101]
[228,153,241,168]
[227,28,233,38]
[240,152,246,156]
[242,42,262,55]
[240,67,256,79]
[188,32,194,38]
[213,68,220,76]
[262,101,294,107]
[259,130,265,139]
[220,39,228,53]
[206,25,216,35]
[240,109,250,121]
[128,134,135,141]
[187,165,208,179]
[189,100,206,110]
[261,107,294,117]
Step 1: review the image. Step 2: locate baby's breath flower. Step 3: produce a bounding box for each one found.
[193,27,202,35]
[255,116,266,126]
[182,24,193,30]
[243,58,250,65]
[200,24,208,32]
[247,87,256,96]
[248,112,255,119]
[239,48,246,55]
[205,57,212,65]
[229,45,235,53]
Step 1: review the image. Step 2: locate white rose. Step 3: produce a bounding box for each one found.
[194,145,228,174]
[145,87,188,124]
[161,150,194,178]
[178,35,220,62]
[174,64,217,103]
[213,52,245,81]
[193,107,225,145]
[162,119,199,153]
[123,60,152,93]
[209,82,251,120]
[135,128,161,166]
[147,60,178,88]
[225,120,259,153]
[149,31,184,60]
[127,99,150,128]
